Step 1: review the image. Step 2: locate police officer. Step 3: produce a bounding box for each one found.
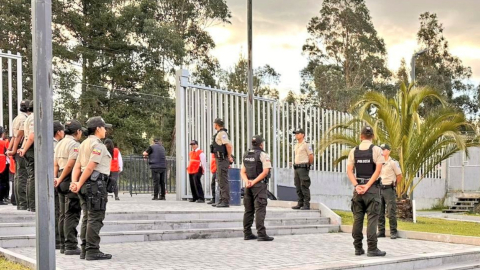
[292,128,314,210]
[54,120,84,256]
[70,117,112,260]
[53,121,65,251]
[18,101,35,212]
[211,118,233,208]
[241,135,274,241]
[347,126,386,257]
[377,144,402,240]
[6,99,30,210]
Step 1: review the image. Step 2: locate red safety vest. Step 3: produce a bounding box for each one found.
[110,148,120,172]
[5,139,15,174]
[210,154,217,173]
[187,149,203,174]
[0,140,7,174]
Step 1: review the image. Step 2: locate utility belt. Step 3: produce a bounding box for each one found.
[249,178,269,184]
[356,177,381,185]
[381,184,395,189]
[85,171,109,211]
[294,163,310,169]
[57,169,72,195]
[214,151,227,160]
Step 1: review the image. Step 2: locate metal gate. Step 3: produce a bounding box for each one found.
[0,50,23,135]
[175,69,278,200]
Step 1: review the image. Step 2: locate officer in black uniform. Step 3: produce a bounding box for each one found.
[241,135,274,241]
[347,126,386,257]
[211,118,233,208]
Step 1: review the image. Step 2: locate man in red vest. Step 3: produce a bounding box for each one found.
[0,127,9,205]
[187,140,207,203]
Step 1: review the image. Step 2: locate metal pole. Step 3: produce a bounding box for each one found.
[175,69,189,201]
[247,0,254,141]
[32,0,55,268]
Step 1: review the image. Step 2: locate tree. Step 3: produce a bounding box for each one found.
[320,83,480,201]
[415,12,477,115]
[302,0,392,111]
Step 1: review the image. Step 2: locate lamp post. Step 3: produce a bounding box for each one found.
[410,49,427,85]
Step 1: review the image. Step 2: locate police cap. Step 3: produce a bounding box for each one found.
[20,99,30,112]
[86,116,112,129]
[361,126,374,136]
[189,140,198,145]
[292,128,305,134]
[252,135,264,146]
[28,100,34,112]
[65,119,86,133]
[214,118,224,127]
[53,121,64,134]
[380,143,391,150]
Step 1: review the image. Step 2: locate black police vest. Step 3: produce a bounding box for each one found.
[354,144,376,179]
[149,143,167,169]
[243,147,264,179]
[211,129,229,155]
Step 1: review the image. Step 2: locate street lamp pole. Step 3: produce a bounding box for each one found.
[247,0,253,142]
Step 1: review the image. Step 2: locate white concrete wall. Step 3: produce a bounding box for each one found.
[277,168,447,211]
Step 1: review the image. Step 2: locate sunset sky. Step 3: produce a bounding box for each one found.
[206,0,480,98]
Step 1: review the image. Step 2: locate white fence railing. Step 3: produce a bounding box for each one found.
[174,69,442,200]
[0,50,23,136]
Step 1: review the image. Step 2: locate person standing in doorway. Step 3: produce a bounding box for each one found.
[211,118,233,208]
[187,140,207,203]
[105,139,122,201]
[377,143,402,240]
[292,128,314,210]
[143,138,167,200]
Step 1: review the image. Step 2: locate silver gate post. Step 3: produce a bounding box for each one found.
[32,0,55,268]
[246,0,253,141]
[176,69,189,201]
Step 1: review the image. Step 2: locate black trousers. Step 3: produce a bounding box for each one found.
[152,168,166,198]
[0,167,9,201]
[210,173,216,201]
[110,171,120,198]
[188,169,204,201]
[243,182,268,237]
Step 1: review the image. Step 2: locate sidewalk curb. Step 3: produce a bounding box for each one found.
[341,225,480,246]
[0,247,64,270]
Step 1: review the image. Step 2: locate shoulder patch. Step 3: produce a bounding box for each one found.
[308,145,313,151]
[73,147,79,153]
[222,134,227,139]
[92,148,102,155]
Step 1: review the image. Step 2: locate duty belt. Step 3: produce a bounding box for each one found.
[357,178,381,185]
[381,184,395,189]
[294,163,309,169]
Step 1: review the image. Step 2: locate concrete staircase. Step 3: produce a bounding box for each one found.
[443,197,480,213]
[0,209,339,248]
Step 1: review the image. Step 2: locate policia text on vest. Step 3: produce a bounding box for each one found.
[346,126,386,257]
[240,135,274,241]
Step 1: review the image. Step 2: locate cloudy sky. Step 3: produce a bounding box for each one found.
[206,0,480,98]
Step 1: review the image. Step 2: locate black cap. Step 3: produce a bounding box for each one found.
[380,144,391,150]
[86,116,112,129]
[28,100,34,112]
[293,128,305,134]
[53,121,64,133]
[214,118,224,126]
[361,126,374,136]
[252,135,264,145]
[190,140,198,145]
[20,99,30,112]
[153,138,160,143]
[65,119,86,133]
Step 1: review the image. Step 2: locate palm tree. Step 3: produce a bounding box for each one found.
[319,83,480,199]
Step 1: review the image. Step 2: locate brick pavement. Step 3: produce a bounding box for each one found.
[8,233,478,270]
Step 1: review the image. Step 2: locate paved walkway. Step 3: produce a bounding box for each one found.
[8,233,479,270]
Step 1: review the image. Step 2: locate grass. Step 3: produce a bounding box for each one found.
[0,257,29,270]
[335,210,480,237]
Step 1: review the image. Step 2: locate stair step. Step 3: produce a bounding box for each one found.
[442,209,470,213]
[0,224,340,248]
[0,210,321,223]
[0,217,330,236]
[422,260,480,270]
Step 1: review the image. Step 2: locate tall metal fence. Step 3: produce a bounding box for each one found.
[0,50,23,135]
[119,155,176,196]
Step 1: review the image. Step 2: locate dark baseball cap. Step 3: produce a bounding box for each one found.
[190,140,198,145]
[380,144,391,150]
[65,119,86,132]
[252,135,264,145]
[20,99,30,112]
[214,118,224,126]
[293,128,305,134]
[53,121,64,133]
[361,126,374,136]
[86,116,112,129]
